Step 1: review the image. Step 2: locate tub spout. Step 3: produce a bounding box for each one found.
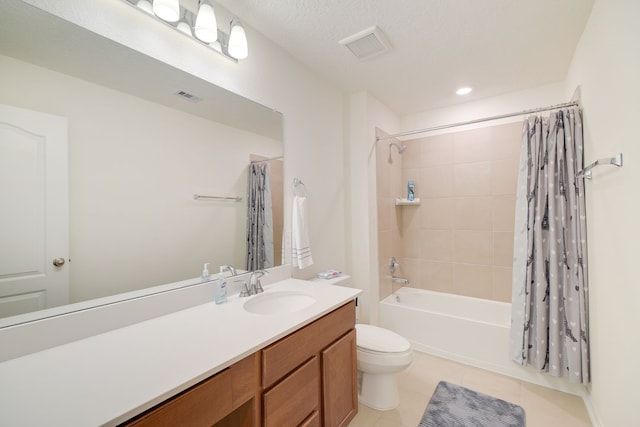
[391,276,409,285]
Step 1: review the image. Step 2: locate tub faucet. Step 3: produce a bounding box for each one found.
[249,270,268,294]
[391,276,409,285]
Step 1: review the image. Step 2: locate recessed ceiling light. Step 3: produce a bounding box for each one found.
[456,87,473,95]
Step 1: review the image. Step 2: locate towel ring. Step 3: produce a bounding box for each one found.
[293,178,307,196]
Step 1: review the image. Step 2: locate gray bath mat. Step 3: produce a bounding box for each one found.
[418,381,525,427]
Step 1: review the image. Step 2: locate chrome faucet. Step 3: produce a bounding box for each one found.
[389,256,408,285]
[220,265,237,277]
[391,276,409,285]
[236,280,251,297]
[249,270,268,294]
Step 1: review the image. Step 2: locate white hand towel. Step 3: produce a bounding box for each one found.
[291,195,313,269]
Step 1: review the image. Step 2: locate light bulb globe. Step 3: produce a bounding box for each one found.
[228,20,248,59]
[195,3,218,43]
[153,0,180,22]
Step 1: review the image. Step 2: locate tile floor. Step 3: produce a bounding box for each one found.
[348,351,592,427]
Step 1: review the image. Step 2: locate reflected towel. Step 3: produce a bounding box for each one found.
[291,195,313,269]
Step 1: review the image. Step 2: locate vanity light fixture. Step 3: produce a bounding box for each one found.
[176,9,193,37]
[152,0,180,22]
[123,0,249,62]
[456,86,473,95]
[228,19,248,60]
[136,0,154,14]
[194,0,218,43]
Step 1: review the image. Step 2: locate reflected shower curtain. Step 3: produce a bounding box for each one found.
[246,163,274,271]
[510,107,590,384]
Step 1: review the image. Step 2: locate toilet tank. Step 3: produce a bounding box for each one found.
[311,274,351,287]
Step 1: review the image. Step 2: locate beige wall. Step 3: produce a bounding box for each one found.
[376,122,521,302]
[563,0,640,425]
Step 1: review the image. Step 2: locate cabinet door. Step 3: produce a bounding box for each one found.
[321,329,357,427]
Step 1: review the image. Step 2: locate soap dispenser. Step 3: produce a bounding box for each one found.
[201,263,210,282]
[215,274,228,304]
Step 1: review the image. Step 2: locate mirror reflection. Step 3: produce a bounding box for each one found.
[0,0,284,323]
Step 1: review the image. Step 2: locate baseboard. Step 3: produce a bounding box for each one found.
[581,393,603,427]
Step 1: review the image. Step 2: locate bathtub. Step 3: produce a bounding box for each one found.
[380,287,515,377]
[379,287,587,396]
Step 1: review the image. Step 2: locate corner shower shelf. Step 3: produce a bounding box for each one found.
[395,198,421,206]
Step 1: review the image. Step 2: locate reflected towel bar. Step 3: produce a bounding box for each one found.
[576,153,623,179]
[194,194,242,201]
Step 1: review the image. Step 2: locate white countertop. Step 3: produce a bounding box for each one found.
[0,278,361,426]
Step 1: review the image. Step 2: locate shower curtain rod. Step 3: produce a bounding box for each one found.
[375,101,580,142]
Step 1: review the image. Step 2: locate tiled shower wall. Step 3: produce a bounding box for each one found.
[376,122,522,302]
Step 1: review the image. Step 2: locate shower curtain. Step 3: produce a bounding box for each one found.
[246,162,274,271]
[510,107,590,384]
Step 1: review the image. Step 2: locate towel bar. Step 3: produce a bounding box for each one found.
[576,153,623,179]
[193,194,242,201]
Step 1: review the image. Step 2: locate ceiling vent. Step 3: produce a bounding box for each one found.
[174,90,203,103]
[339,26,391,61]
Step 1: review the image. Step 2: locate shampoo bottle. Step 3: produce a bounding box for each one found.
[215,275,228,304]
[407,180,415,201]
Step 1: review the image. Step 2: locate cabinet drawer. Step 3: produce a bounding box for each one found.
[263,356,320,427]
[122,353,258,427]
[124,369,233,427]
[262,301,355,388]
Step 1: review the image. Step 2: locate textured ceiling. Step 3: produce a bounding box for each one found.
[216,0,595,115]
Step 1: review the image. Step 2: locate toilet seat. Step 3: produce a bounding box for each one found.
[355,324,411,353]
[357,346,413,372]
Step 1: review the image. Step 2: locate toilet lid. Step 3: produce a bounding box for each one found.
[355,324,411,353]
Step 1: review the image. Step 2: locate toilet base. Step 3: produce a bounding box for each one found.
[358,371,399,411]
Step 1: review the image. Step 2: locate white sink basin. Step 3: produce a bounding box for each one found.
[243,291,316,315]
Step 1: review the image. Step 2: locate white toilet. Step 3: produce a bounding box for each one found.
[355,323,413,411]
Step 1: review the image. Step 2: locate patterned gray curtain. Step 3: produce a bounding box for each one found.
[246,163,274,271]
[510,107,590,384]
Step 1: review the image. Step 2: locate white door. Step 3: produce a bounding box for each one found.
[0,104,69,318]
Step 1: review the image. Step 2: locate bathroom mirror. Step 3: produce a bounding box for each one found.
[0,0,284,324]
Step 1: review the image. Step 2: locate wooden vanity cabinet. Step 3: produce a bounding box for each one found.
[121,352,260,427]
[261,301,357,427]
[121,300,357,427]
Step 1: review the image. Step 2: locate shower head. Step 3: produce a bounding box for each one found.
[389,142,407,154]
